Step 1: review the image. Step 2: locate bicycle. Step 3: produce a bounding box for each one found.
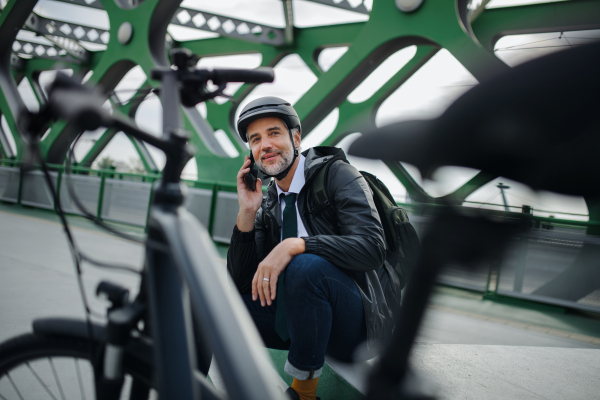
[0,48,285,400]
[3,38,596,400]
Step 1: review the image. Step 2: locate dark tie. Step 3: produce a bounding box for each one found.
[275,193,297,341]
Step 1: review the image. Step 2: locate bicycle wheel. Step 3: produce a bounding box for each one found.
[0,332,155,400]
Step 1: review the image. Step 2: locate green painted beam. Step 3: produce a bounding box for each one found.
[322,45,439,146]
[0,105,19,158]
[317,45,439,201]
[39,0,177,163]
[178,36,281,58]
[385,160,431,202]
[440,171,496,203]
[3,0,597,201]
[0,0,39,159]
[25,76,44,108]
[293,0,506,140]
[79,128,118,167]
[128,135,158,172]
[472,0,600,51]
[79,81,157,170]
[0,122,12,158]
[21,57,86,78]
[293,22,365,76]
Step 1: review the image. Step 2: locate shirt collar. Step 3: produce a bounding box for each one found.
[276,154,306,197]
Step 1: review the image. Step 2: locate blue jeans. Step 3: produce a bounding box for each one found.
[242,254,366,379]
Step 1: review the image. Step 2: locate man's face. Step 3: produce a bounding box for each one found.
[247,117,299,176]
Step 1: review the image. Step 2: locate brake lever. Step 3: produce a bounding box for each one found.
[17,107,54,171]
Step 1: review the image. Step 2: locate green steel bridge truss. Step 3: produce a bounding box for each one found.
[1,0,599,204]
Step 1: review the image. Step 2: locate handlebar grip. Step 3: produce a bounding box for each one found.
[51,71,90,91]
[210,67,274,84]
[47,73,109,131]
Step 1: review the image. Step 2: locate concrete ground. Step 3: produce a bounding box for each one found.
[1,203,600,399]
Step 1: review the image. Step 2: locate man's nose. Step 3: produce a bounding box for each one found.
[260,137,274,152]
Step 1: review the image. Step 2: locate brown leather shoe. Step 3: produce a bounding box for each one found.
[284,387,320,400]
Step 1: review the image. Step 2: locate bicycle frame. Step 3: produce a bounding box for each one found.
[132,66,284,400]
[19,55,283,399]
[145,205,283,400]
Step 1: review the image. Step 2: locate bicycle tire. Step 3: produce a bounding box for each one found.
[0,332,155,400]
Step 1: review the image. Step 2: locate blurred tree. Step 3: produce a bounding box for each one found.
[95,156,116,170]
[128,157,146,174]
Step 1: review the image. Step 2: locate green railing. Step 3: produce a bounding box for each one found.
[1,158,594,231]
[0,159,238,237]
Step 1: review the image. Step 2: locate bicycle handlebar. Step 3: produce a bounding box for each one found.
[49,84,108,132]
[41,64,274,145]
[204,67,274,84]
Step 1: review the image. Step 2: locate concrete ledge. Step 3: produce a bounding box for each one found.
[317,345,600,400]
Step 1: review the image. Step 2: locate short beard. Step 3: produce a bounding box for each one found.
[257,145,294,176]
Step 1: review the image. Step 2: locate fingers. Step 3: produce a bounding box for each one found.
[252,271,265,306]
[252,274,263,305]
[237,167,249,180]
[236,156,251,184]
[240,156,250,171]
[256,271,266,306]
[262,275,272,306]
[251,272,258,301]
[270,274,277,301]
[254,178,262,193]
[252,265,280,306]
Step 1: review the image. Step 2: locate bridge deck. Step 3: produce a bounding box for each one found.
[1,203,599,399]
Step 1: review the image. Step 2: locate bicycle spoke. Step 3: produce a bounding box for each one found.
[6,372,25,400]
[26,362,59,400]
[49,358,66,400]
[0,390,9,400]
[75,359,87,400]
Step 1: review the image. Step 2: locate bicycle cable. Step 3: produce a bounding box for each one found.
[38,160,102,363]
[64,131,170,255]
[28,113,174,377]
[109,87,157,107]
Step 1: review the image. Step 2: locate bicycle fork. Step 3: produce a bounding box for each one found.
[96,281,147,400]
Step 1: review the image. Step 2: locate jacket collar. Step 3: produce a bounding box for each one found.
[302,146,348,182]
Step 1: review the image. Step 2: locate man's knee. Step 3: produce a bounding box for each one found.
[285,254,332,292]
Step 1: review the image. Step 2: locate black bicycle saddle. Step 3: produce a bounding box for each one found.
[349,42,600,197]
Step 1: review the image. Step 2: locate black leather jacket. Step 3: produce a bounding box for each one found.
[227,146,396,349]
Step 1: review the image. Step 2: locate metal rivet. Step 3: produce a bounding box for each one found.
[118,22,133,45]
[396,0,424,13]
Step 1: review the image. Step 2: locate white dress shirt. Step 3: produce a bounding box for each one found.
[275,154,309,240]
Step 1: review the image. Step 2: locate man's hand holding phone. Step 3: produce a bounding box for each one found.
[236,155,263,232]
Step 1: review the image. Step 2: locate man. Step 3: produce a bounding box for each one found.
[227,97,398,400]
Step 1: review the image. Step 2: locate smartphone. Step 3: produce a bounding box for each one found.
[244,152,259,191]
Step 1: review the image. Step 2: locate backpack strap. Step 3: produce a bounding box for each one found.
[309,160,336,222]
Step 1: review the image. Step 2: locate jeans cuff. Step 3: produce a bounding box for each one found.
[284,360,323,380]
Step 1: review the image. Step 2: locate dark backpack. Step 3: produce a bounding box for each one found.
[310,160,420,290]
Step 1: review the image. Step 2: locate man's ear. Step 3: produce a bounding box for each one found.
[293,129,301,149]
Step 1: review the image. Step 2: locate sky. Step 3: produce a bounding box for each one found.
[9,0,598,220]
